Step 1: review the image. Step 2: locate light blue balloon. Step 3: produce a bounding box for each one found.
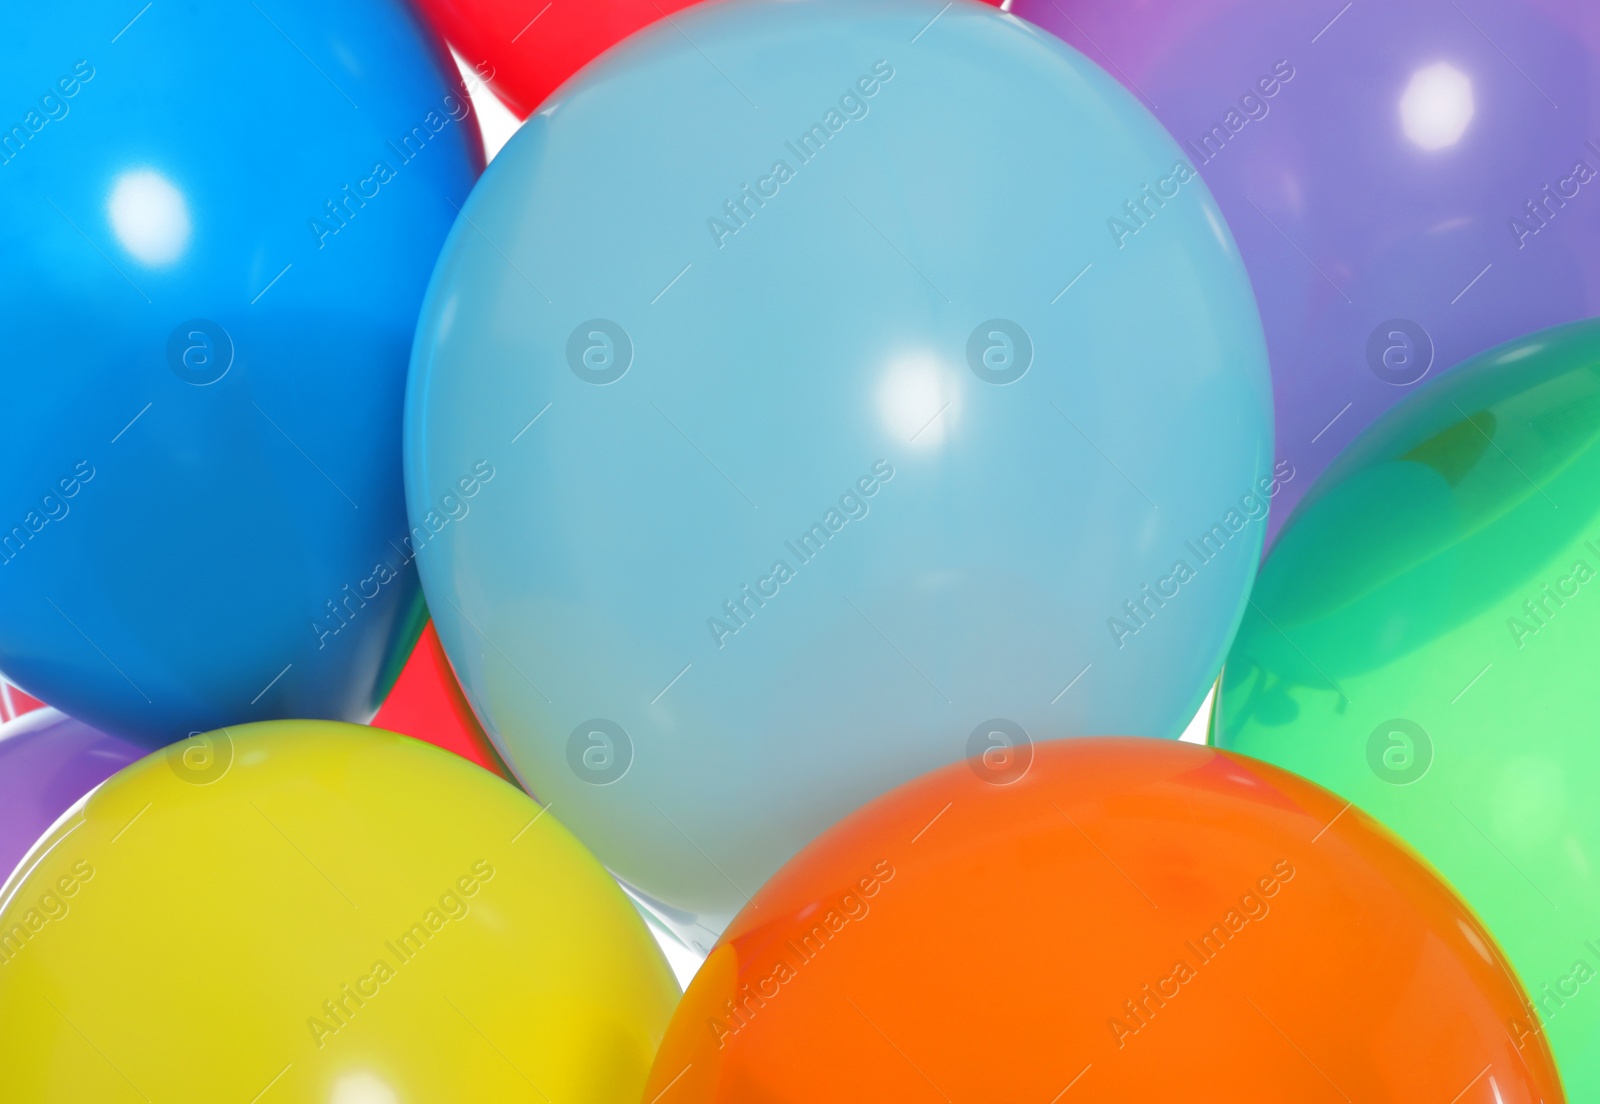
[408,0,1273,949]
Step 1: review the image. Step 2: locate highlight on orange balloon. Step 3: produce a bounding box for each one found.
[643,738,1564,1103]
[372,619,508,777]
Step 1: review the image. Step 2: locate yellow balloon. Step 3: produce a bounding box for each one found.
[0,721,679,1102]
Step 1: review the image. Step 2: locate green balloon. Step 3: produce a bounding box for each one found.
[1214,319,1600,1097]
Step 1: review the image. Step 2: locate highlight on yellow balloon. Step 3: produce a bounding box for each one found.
[0,721,679,1103]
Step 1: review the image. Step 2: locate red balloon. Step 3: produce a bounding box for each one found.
[0,679,43,723]
[418,0,1005,118]
[644,738,1563,1102]
[371,619,507,777]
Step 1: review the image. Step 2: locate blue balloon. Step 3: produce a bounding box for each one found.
[0,2,481,746]
[408,0,1272,948]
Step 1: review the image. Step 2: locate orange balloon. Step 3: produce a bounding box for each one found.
[644,739,1563,1102]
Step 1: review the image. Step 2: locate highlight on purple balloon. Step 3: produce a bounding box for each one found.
[0,709,145,882]
[1009,0,1600,541]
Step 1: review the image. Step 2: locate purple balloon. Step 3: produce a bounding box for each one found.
[1010,0,1600,540]
[0,709,144,882]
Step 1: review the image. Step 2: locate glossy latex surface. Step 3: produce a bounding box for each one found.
[1215,319,1600,1098]
[0,708,142,882]
[1011,0,1600,542]
[644,738,1563,1103]
[415,0,1004,119]
[0,1,481,747]
[371,618,507,777]
[0,721,678,1102]
[407,0,1273,949]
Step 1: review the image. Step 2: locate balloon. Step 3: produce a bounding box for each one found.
[1214,318,1600,1098]
[0,708,143,881]
[417,0,1006,120]
[408,0,1273,949]
[0,679,44,724]
[0,1,483,748]
[0,720,678,1100]
[372,618,508,776]
[642,738,1561,1102]
[1010,0,1600,543]
[415,0,702,119]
